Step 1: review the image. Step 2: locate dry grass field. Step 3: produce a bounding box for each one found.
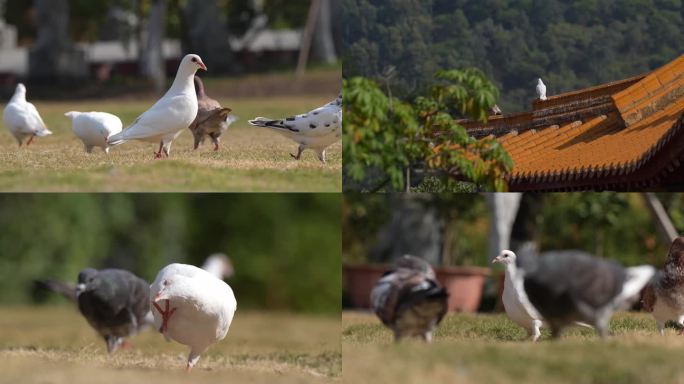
[0,306,341,384]
[0,70,341,192]
[343,310,684,384]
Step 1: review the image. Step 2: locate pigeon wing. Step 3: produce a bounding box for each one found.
[118,95,195,140]
[25,102,49,132]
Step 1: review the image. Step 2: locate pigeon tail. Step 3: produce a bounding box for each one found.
[34,279,77,302]
[64,111,81,119]
[614,265,656,307]
[107,131,127,146]
[248,118,299,132]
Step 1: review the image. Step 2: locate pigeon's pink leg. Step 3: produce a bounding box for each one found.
[213,143,219,151]
[152,300,177,333]
[678,327,684,336]
[290,146,303,160]
[26,135,35,146]
[154,141,164,159]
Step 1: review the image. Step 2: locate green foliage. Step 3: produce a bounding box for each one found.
[343,70,512,192]
[0,194,341,314]
[343,0,684,112]
[3,0,312,43]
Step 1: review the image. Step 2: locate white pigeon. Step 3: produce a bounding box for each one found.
[108,54,207,158]
[201,253,234,280]
[248,93,342,163]
[493,250,545,341]
[65,111,122,154]
[536,78,547,101]
[2,83,52,146]
[150,263,237,371]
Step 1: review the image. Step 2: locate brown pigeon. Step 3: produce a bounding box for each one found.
[188,76,234,151]
[642,236,684,335]
[370,255,448,342]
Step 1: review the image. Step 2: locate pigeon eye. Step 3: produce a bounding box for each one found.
[191,58,197,63]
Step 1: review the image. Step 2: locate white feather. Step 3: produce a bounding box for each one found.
[65,111,122,154]
[3,83,52,145]
[150,263,236,370]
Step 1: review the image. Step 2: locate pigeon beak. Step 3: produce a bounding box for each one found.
[492,256,503,264]
[198,61,207,71]
[75,283,86,294]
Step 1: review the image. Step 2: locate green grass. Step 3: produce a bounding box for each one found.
[0,306,340,384]
[0,95,341,192]
[343,311,684,384]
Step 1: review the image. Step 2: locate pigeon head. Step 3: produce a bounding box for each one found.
[76,268,98,294]
[492,250,517,266]
[183,54,207,72]
[153,277,180,302]
[15,83,26,94]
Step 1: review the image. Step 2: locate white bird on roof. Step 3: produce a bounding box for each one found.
[150,263,236,371]
[3,83,52,146]
[65,111,122,154]
[536,78,547,101]
[248,93,342,163]
[107,54,207,158]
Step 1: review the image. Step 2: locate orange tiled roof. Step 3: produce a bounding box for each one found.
[465,54,684,191]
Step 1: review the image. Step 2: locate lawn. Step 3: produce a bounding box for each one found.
[0,71,341,192]
[343,310,684,384]
[0,306,341,384]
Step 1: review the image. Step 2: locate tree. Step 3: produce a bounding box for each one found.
[139,0,167,92]
[184,0,236,74]
[343,68,512,192]
[28,0,87,81]
[311,0,337,64]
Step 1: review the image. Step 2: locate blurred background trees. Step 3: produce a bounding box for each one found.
[0,194,341,314]
[343,70,512,192]
[343,0,684,112]
[0,0,340,89]
[343,193,682,268]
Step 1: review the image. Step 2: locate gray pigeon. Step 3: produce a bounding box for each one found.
[517,250,654,338]
[370,255,449,342]
[641,236,684,334]
[188,76,235,151]
[75,268,150,353]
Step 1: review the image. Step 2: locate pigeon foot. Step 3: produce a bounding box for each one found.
[213,143,219,151]
[152,299,177,333]
[26,135,35,146]
[678,327,684,336]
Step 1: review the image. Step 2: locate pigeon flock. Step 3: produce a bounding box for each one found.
[36,253,237,371]
[372,242,674,342]
[2,53,341,163]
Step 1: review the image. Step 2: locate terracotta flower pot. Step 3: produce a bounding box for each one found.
[435,266,491,312]
[343,264,491,313]
[343,264,386,309]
